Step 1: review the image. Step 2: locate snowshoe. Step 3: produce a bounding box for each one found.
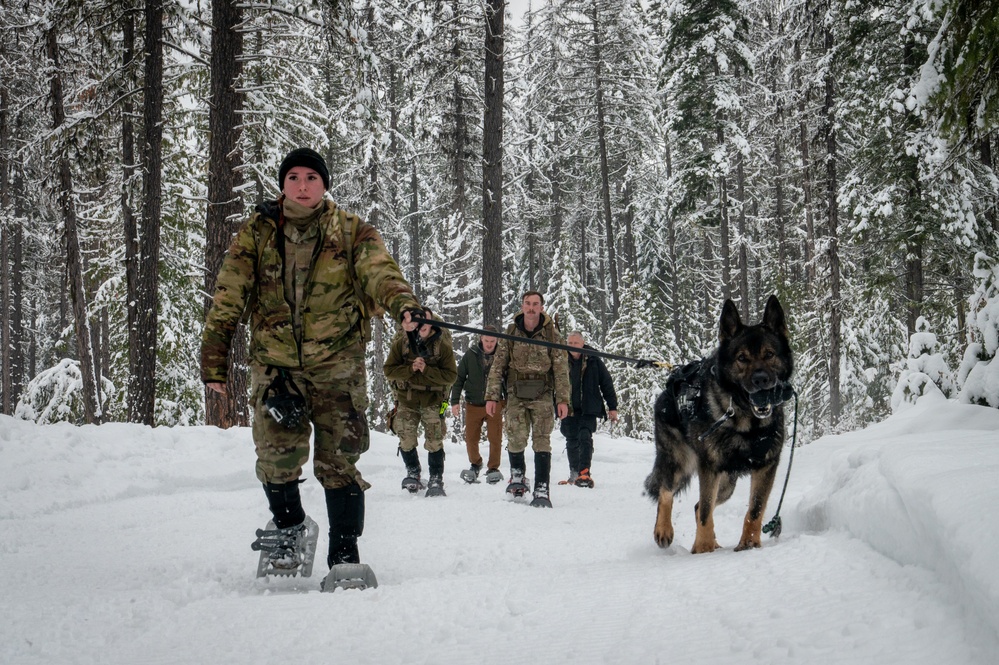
[425,474,446,498]
[506,469,530,499]
[320,563,379,592]
[460,464,482,484]
[484,468,503,485]
[530,482,553,508]
[574,468,594,488]
[557,470,579,486]
[251,515,319,578]
[401,470,425,494]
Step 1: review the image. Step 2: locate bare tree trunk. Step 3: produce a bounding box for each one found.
[450,3,469,330]
[1,83,12,414]
[665,143,681,346]
[774,101,787,284]
[481,0,504,326]
[591,3,618,318]
[46,27,101,424]
[795,41,816,288]
[130,0,165,425]
[736,152,749,318]
[621,174,637,276]
[121,4,141,424]
[823,27,842,428]
[204,0,247,428]
[408,103,422,301]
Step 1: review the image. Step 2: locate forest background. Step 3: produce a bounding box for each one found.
[0,0,997,442]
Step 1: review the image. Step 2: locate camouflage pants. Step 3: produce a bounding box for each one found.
[250,346,371,490]
[504,395,555,454]
[394,401,446,453]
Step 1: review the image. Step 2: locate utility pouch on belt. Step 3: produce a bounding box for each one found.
[513,379,547,400]
[262,368,306,429]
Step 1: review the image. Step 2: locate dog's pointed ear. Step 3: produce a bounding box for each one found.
[763,295,788,340]
[719,299,742,342]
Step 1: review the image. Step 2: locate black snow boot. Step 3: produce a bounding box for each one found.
[426,449,446,497]
[509,450,527,482]
[534,451,552,487]
[263,481,306,529]
[325,482,365,567]
[400,447,422,478]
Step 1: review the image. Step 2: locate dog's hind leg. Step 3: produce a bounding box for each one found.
[653,488,675,548]
[691,469,721,554]
[735,463,779,551]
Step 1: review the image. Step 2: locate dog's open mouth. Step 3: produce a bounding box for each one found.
[751,402,774,419]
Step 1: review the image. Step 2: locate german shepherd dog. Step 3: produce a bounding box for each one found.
[645,295,793,553]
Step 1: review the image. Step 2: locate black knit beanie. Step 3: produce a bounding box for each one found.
[278,148,330,190]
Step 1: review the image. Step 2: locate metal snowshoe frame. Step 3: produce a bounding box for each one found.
[321,563,379,592]
[252,515,320,578]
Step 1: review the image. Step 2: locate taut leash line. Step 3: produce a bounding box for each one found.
[410,316,673,370]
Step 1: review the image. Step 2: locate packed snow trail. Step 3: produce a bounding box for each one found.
[0,396,996,664]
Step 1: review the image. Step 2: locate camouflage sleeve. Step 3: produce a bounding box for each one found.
[352,217,422,321]
[484,329,512,402]
[201,219,258,383]
[382,332,413,383]
[550,327,571,405]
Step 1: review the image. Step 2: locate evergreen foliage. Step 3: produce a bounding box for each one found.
[0,0,996,433]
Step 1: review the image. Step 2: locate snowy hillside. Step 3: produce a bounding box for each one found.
[1,394,997,664]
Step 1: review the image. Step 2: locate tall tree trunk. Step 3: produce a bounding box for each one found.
[450,4,469,329]
[774,101,787,285]
[204,0,247,428]
[481,0,504,326]
[736,151,749,318]
[1,83,13,414]
[122,4,141,421]
[131,0,164,425]
[408,103,422,301]
[665,143,681,347]
[46,27,101,424]
[823,26,842,428]
[983,138,998,234]
[795,41,816,288]
[591,3,618,318]
[621,174,637,277]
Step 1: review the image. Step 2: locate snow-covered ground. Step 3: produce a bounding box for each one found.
[2,392,997,664]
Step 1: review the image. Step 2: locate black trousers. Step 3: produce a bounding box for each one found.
[560,415,597,473]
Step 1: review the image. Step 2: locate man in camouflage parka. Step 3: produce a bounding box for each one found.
[202,148,422,571]
[383,308,458,496]
[485,291,570,506]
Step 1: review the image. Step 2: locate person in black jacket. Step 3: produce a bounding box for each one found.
[559,331,618,488]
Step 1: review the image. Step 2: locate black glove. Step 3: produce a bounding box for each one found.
[401,308,425,326]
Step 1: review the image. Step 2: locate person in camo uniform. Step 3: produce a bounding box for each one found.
[383,307,458,497]
[202,147,423,572]
[484,291,570,507]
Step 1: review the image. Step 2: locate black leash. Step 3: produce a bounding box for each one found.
[410,316,673,370]
[762,389,799,539]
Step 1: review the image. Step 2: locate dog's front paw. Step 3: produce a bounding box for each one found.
[734,536,761,552]
[653,525,674,549]
[691,531,720,554]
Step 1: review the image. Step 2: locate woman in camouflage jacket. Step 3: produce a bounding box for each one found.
[201,148,422,573]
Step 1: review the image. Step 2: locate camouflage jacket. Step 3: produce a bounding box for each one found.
[484,312,570,404]
[201,198,421,382]
[383,319,458,407]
